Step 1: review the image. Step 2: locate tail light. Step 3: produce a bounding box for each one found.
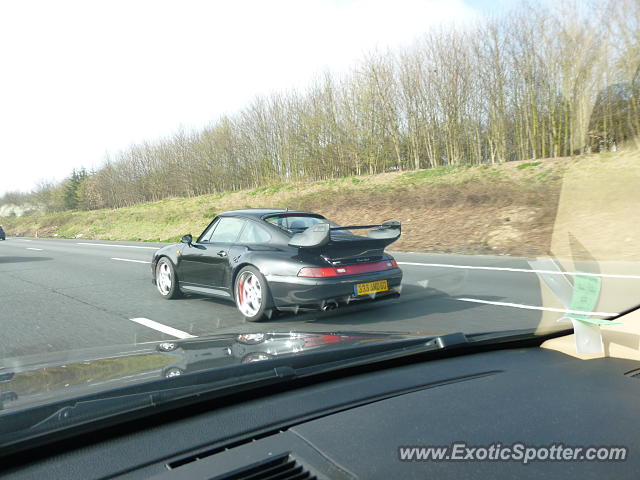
[297,267,341,277]
[297,259,399,277]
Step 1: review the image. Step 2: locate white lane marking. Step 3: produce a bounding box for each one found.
[78,242,158,250]
[26,247,43,251]
[130,318,196,339]
[397,262,640,280]
[112,257,151,264]
[456,297,618,317]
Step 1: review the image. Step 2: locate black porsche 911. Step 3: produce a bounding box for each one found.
[151,209,403,321]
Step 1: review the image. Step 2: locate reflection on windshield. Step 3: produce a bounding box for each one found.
[0,332,413,412]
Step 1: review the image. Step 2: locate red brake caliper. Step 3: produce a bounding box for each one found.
[238,276,244,304]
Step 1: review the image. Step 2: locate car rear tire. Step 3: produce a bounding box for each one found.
[155,257,182,299]
[234,266,277,322]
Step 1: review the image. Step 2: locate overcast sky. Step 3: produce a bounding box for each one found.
[0,0,510,195]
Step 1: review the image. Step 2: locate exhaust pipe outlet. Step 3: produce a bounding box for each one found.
[321,301,339,311]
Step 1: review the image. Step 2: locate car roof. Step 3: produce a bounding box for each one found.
[219,208,320,219]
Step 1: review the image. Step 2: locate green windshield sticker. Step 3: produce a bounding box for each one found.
[565,273,622,325]
[571,274,600,313]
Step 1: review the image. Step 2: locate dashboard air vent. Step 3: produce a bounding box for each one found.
[215,453,316,480]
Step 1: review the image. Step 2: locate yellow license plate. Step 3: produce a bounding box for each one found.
[354,280,389,296]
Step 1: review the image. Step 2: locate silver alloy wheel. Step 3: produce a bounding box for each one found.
[236,271,262,317]
[158,342,178,351]
[164,367,183,378]
[156,261,172,296]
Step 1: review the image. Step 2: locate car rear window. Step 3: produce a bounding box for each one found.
[264,215,334,232]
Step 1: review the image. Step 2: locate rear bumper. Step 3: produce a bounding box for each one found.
[266,268,403,309]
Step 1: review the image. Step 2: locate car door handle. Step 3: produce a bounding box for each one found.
[217,250,227,257]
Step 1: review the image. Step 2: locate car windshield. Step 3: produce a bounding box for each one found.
[0,0,639,442]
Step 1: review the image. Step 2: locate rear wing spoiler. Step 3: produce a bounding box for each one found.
[288,221,401,248]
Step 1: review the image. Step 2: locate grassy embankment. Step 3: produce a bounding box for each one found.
[2,151,637,257]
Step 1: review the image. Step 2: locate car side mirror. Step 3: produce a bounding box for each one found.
[181,234,193,246]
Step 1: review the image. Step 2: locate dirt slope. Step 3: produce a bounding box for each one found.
[2,151,637,258]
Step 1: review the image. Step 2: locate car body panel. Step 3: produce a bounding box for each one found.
[179,242,232,290]
[266,269,403,308]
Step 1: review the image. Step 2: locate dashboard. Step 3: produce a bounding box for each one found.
[3,345,639,479]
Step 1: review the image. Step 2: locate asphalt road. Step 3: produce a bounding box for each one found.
[1,236,636,360]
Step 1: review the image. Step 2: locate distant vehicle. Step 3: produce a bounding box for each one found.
[0,225,5,240]
[151,209,403,321]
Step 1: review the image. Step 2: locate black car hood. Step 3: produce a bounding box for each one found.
[0,330,430,413]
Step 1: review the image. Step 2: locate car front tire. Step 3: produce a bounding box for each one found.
[155,257,182,299]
